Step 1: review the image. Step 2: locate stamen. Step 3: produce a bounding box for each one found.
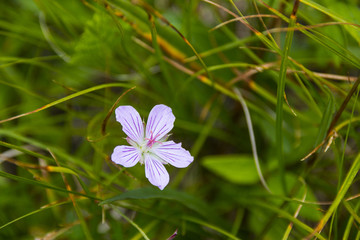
[145,130,162,148]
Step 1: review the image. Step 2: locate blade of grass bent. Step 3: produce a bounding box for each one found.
[275,0,298,194]
[101,86,136,136]
[234,88,271,193]
[39,12,70,62]
[0,83,132,124]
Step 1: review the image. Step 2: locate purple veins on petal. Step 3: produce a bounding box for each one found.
[111,145,140,168]
[146,104,175,142]
[115,106,144,143]
[167,229,178,240]
[152,141,194,168]
[144,154,169,190]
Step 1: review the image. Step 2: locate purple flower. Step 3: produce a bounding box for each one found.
[111,104,194,190]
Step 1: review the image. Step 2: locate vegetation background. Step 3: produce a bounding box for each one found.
[1,0,360,239]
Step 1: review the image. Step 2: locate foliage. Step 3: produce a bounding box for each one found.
[0,0,360,239]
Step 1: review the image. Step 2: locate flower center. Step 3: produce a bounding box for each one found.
[145,131,161,148]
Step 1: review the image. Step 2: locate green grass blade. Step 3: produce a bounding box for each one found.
[110,205,151,240]
[338,86,360,188]
[314,86,335,147]
[310,152,360,237]
[99,187,211,218]
[343,200,360,240]
[275,1,298,194]
[251,200,326,240]
[184,216,242,240]
[0,83,132,124]
[343,201,360,225]
[0,140,53,162]
[234,88,271,193]
[0,201,70,230]
[300,0,360,43]
[260,0,360,69]
[130,220,159,240]
[0,170,99,200]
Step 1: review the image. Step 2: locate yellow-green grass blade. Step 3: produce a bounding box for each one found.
[0,83,133,124]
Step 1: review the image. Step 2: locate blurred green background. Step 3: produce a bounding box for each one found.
[1,0,360,239]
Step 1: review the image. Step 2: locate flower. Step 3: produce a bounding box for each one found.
[111,104,194,190]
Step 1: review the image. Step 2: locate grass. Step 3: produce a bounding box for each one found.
[0,0,360,239]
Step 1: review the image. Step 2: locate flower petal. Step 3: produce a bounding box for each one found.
[144,154,169,190]
[146,104,175,141]
[111,145,140,167]
[115,106,144,143]
[152,141,193,168]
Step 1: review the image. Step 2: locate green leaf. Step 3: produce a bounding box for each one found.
[71,12,120,69]
[202,154,259,184]
[99,187,210,218]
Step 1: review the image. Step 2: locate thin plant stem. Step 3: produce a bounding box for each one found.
[234,88,271,193]
[110,205,151,240]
